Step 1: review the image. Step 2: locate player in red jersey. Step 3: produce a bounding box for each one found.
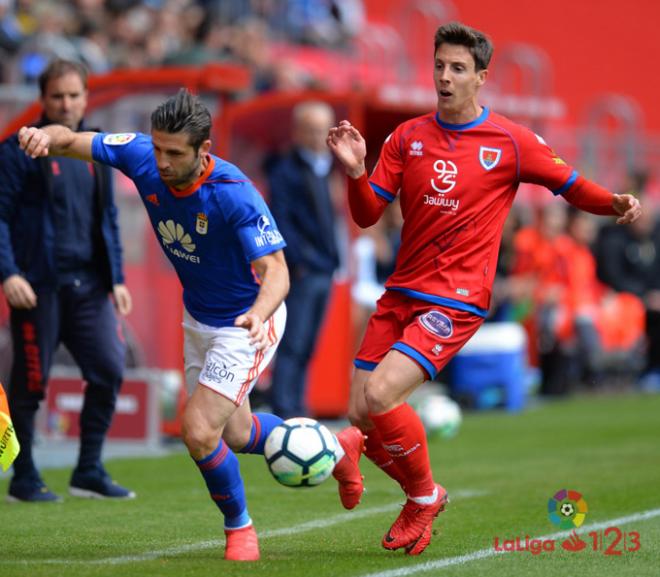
[327,21,642,556]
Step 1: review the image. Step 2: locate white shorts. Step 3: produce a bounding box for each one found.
[182,304,286,405]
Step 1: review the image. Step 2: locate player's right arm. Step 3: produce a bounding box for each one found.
[327,120,389,228]
[18,125,95,162]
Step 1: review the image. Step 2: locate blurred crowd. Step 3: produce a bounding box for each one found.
[0,0,364,90]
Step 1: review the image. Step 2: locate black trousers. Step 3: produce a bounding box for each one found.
[8,276,125,484]
[270,272,333,419]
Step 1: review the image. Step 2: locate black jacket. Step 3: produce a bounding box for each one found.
[0,119,125,290]
[267,148,339,276]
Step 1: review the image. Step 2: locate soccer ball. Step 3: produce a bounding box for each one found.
[413,393,462,439]
[560,503,575,517]
[264,417,339,487]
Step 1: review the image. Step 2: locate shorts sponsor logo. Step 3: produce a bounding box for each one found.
[203,361,237,383]
[103,133,136,145]
[432,343,443,356]
[419,310,453,338]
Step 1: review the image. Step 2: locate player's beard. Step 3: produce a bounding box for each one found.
[165,156,202,189]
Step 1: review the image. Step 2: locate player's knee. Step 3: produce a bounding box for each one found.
[364,375,397,414]
[181,417,219,459]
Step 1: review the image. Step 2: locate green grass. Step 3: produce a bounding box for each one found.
[1,393,659,577]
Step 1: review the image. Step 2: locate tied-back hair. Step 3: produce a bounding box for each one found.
[38,59,89,96]
[150,88,212,151]
[434,22,494,71]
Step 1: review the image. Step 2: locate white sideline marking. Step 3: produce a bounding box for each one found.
[357,507,660,577]
[0,489,488,566]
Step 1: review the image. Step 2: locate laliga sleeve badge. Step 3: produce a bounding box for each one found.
[102,133,137,145]
[196,213,208,235]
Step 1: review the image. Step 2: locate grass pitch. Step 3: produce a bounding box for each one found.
[1,393,659,577]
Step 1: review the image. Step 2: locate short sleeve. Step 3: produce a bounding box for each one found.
[518,128,578,195]
[92,132,151,180]
[225,182,287,262]
[369,129,404,203]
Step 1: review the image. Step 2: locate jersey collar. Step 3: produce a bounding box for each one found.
[168,155,215,198]
[435,106,490,131]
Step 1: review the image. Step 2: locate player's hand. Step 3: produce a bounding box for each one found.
[327,120,367,178]
[2,274,37,309]
[112,283,133,316]
[235,311,270,351]
[612,193,642,225]
[18,126,51,158]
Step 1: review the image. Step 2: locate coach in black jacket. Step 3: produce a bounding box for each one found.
[267,101,340,418]
[0,60,134,502]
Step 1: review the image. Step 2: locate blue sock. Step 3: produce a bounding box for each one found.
[239,413,284,455]
[194,440,251,529]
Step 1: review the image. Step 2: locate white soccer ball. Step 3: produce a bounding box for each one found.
[414,394,462,439]
[264,417,339,487]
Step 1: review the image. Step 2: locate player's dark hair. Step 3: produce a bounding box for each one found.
[150,89,212,151]
[434,22,493,71]
[38,59,88,96]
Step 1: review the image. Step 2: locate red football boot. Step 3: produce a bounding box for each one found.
[224,524,260,561]
[382,484,448,552]
[332,426,365,510]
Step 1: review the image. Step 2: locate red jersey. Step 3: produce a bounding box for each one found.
[369,107,576,316]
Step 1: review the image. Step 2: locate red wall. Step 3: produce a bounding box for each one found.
[365,0,660,132]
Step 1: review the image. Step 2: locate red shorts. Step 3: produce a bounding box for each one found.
[355,290,485,379]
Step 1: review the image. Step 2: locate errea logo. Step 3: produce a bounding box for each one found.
[409,140,424,156]
[157,219,200,263]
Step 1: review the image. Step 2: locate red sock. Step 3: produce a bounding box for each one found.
[363,427,408,491]
[369,403,435,498]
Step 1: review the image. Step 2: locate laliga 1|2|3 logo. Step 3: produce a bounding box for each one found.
[492,489,642,556]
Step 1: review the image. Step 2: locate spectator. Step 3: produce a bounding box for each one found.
[596,171,660,387]
[557,209,645,385]
[267,101,340,418]
[511,203,572,394]
[0,59,133,502]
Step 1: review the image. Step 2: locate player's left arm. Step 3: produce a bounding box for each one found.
[518,128,642,225]
[235,249,290,350]
[563,177,641,225]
